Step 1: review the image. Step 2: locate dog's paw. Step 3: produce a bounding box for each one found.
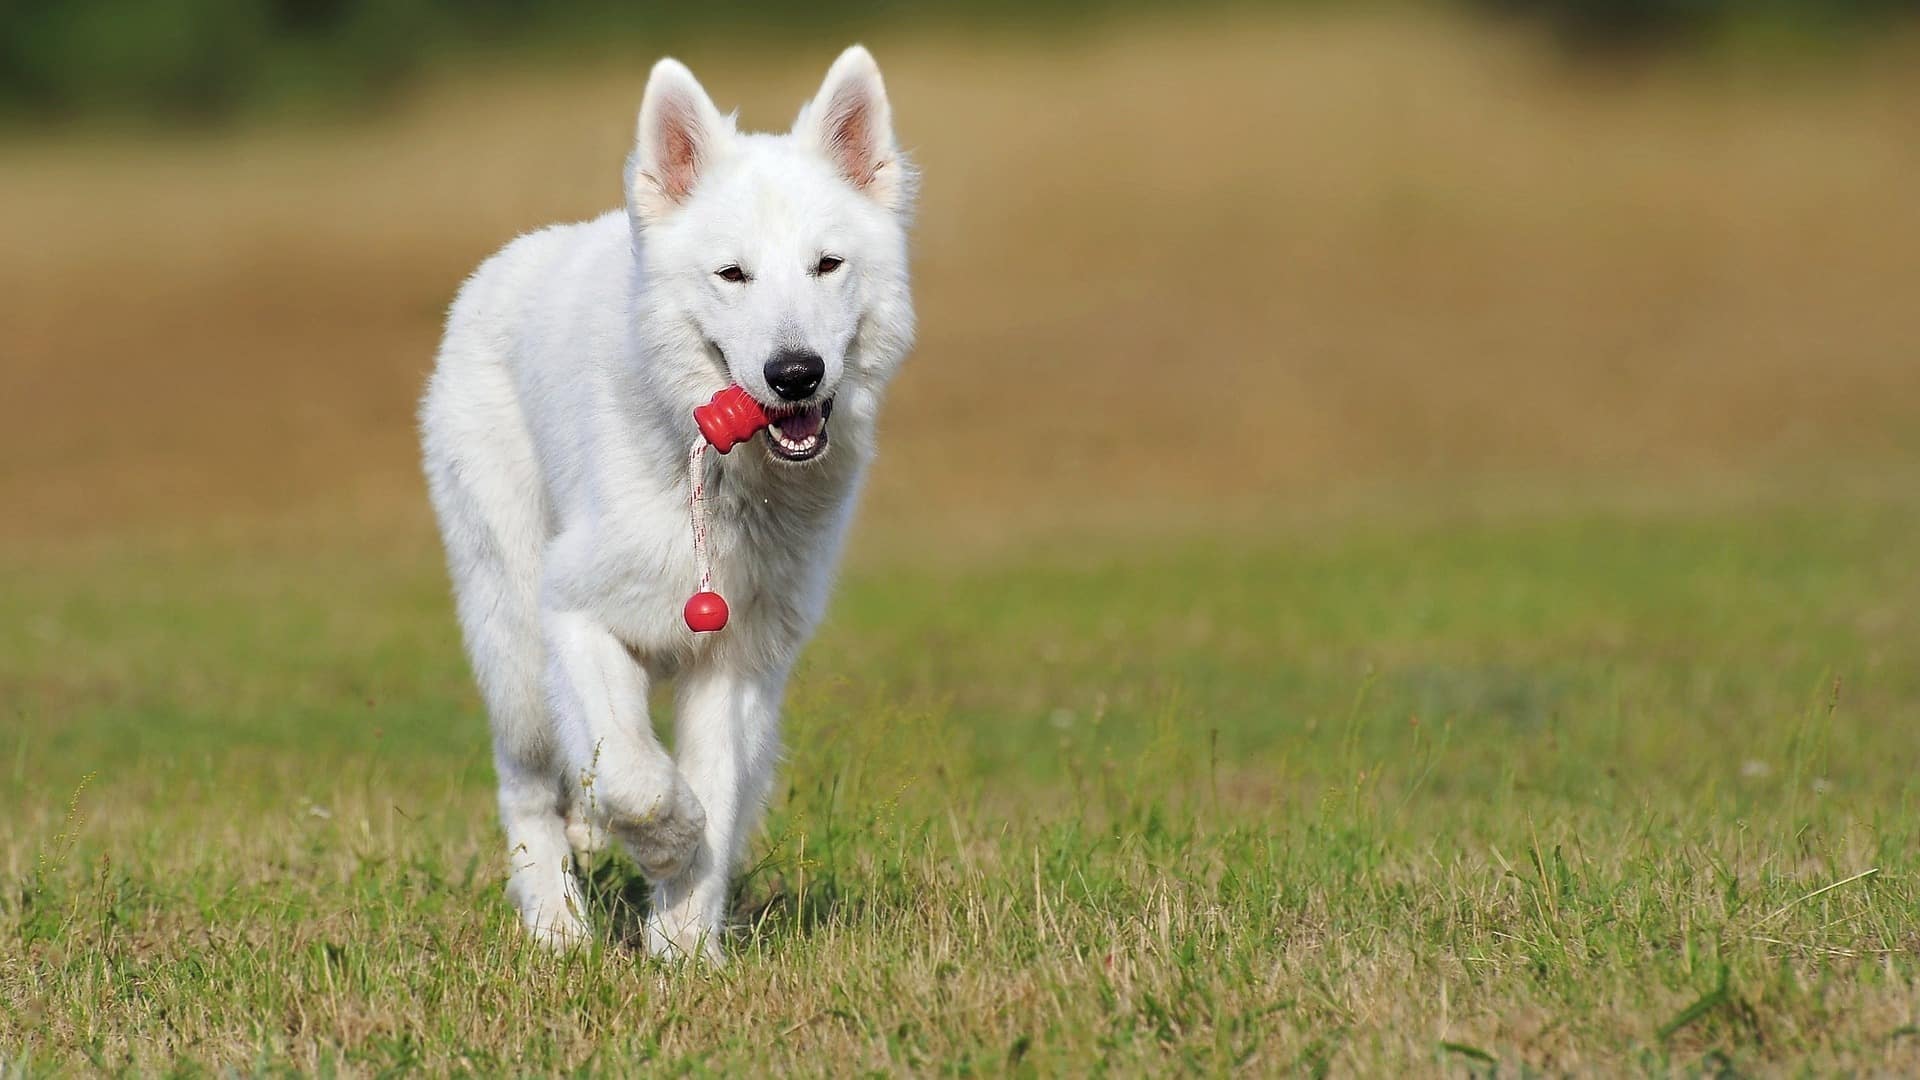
[506,875,593,952]
[523,908,595,952]
[644,912,727,966]
[564,804,610,857]
[606,770,707,882]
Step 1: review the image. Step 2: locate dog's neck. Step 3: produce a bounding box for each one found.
[705,430,869,520]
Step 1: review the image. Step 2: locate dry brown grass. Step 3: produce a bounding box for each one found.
[2,9,1917,545]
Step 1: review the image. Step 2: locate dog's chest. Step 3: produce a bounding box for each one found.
[591,465,851,665]
[705,478,844,607]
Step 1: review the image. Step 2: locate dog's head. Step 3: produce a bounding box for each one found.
[626,46,916,465]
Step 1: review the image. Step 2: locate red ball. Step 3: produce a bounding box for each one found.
[683,590,729,633]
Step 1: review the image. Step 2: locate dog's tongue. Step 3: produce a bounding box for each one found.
[774,409,825,441]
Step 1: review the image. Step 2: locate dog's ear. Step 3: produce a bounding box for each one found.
[795,45,914,215]
[629,59,732,225]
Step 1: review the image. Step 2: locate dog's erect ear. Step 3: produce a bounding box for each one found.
[795,45,913,215]
[629,59,732,225]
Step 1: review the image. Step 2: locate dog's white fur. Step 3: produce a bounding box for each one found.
[419,46,914,961]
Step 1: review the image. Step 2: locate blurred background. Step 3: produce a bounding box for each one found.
[3,0,1916,555]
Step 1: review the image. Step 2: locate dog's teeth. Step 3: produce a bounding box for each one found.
[767,423,824,457]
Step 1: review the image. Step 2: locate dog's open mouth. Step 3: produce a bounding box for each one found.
[764,398,833,462]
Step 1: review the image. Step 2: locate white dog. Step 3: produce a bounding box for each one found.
[419,46,915,961]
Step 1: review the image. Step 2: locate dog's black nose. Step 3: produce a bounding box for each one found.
[764,350,825,401]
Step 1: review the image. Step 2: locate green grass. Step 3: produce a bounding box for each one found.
[4,492,1919,1074]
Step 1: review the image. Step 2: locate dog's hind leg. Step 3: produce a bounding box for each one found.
[494,744,592,950]
[424,372,590,950]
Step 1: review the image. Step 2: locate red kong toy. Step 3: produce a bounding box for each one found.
[683,385,772,633]
[693,384,770,454]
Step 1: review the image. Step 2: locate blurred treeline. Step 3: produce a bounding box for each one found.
[2,0,1916,125]
[1473,0,1917,50]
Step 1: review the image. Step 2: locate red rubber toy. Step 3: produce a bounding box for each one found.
[693,385,769,453]
[685,385,766,633]
[683,590,729,633]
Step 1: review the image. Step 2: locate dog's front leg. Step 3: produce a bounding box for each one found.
[543,609,706,883]
[645,661,785,963]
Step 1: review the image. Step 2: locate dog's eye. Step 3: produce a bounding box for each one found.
[715,265,748,283]
[814,255,844,276]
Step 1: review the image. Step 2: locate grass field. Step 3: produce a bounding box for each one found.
[4,7,1920,1075]
[6,488,1920,1073]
